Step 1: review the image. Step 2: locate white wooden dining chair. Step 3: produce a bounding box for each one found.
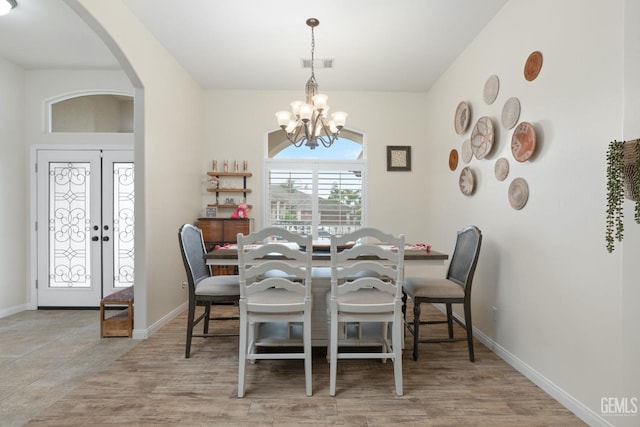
[236,227,313,397]
[328,227,405,397]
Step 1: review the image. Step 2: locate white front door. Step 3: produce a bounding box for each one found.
[36,149,134,307]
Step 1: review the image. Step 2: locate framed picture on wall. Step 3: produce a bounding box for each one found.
[387,146,412,171]
[205,206,217,218]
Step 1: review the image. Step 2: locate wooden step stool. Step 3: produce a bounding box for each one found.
[100,286,134,338]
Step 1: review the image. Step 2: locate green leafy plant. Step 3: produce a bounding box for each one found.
[606,139,640,252]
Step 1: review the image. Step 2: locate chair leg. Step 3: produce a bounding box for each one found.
[401,291,407,322]
[304,312,312,397]
[237,311,248,397]
[203,302,211,335]
[329,308,339,396]
[464,303,475,362]
[412,300,421,361]
[446,303,454,339]
[185,300,196,359]
[392,314,403,396]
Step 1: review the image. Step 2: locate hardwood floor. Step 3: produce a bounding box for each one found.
[0,305,585,426]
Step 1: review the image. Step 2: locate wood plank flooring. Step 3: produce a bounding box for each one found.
[1,305,585,426]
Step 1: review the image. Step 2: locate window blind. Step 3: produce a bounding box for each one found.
[264,160,365,238]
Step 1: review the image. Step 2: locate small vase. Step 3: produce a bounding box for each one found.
[622,140,639,201]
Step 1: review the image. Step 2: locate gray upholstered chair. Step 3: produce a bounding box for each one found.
[403,225,482,362]
[178,224,239,358]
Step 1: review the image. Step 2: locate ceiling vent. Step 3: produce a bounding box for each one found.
[301,58,334,69]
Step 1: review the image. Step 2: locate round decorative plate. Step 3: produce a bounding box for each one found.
[494,157,509,181]
[449,149,459,171]
[483,75,499,105]
[459,166,475,196]
[470,116,494,160]
[511,121,536,162]
[524,51,543,81]
[461,139,473,164]
[501,97,520,129]
[508,177,529,210]
[454,101,471,134]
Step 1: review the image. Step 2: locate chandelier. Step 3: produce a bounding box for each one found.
[275,18,347,150]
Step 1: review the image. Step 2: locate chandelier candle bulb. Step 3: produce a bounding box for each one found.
[332,112,348,128]
[312,94,328,110]
[299,104,313,121]
[276,111,291,127]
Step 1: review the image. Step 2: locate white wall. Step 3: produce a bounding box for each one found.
[423,0,634,425]
[0,58,26,316]
[72,0,205,333]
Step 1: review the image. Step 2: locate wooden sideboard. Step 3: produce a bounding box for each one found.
[196,218,251,275]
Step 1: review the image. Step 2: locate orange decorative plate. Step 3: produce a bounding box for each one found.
[449,149,459,171]
[524,51,543,81]
[511,121,536,162]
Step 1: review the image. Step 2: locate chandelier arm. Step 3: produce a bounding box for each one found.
[288,122,306,147]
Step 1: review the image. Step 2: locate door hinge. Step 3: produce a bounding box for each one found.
[34,163,38,173]
[35,279,38,289]
[35,221,37,232]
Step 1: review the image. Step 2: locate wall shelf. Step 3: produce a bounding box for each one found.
[206,171,252,210]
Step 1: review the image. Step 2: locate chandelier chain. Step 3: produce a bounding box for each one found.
[310,25,315,80]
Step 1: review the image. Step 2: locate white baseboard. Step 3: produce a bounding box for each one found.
[431,304,611,427]
[0,303,31,319]
[131,301,187,340]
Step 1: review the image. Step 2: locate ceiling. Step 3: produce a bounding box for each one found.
[0,0,507,92]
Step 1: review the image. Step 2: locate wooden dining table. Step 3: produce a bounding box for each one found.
[205,242,449,346]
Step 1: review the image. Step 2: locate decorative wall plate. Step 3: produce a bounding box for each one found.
[501,97,520,129]
[470,116,494,159]
[483,75,500,105]
[461,139,473,164]
[459,166,475,196]
[508,177,529,210]
[454,101,471,134]
[511,121,536,162]
[495,157,509,181]
[449,149,459,171]
[524,51,543,81]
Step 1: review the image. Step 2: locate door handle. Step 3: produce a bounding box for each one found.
[102,236,110,242]
[92,236,99,242]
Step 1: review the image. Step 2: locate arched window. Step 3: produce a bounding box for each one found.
[265,129,366,239]
[48,93,134,133]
